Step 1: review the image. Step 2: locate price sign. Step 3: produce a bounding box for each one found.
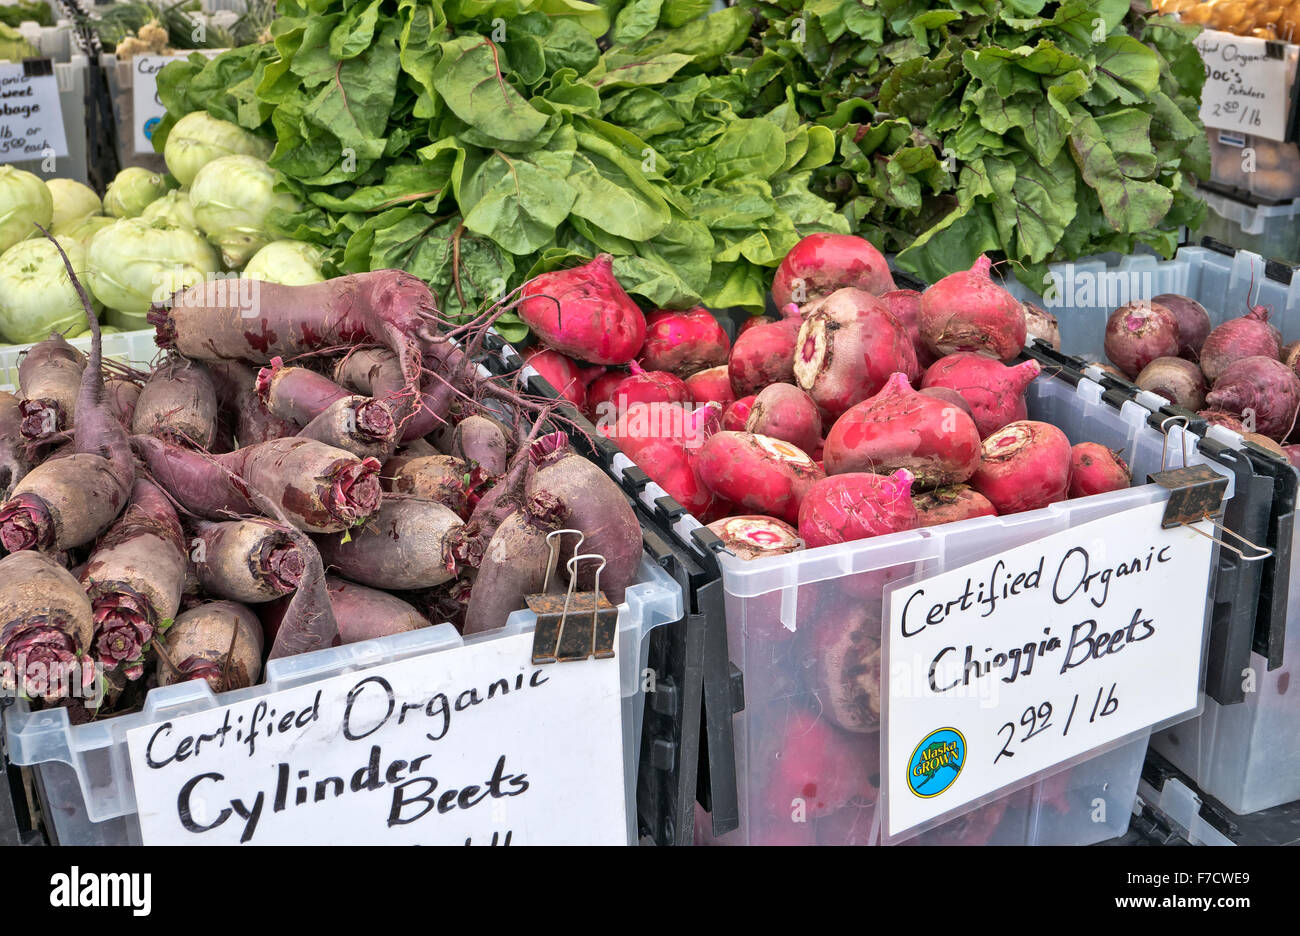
[0,61,68,164]
[126,633,629,845]
[1195,30,1297,141]
[881,501,1215,841]
[131,52,223,155]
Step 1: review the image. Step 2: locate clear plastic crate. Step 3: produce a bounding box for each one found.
[1003,244,1300,815]
[0,328,157,390]
[673,373,1228,846]
[7,554,683,845]
[1195,188,1300,264]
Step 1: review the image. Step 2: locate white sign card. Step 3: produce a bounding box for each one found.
[882,501,1214,840]
[1196,30,1295,141]
[0,62,68,163]
[131,52,223,155]
[127,632,629,845]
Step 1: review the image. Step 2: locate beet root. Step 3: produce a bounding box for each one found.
[0,551,94,701]
[1200,306,1282,383]
[463,495,565,635]
[131,356,219,448]
[450,414,509,476]
[970,420,1072,514]
[1203,355,1300,442]
[1153,294,1211,361]
[0,452,132,552]
[1068,443,1131,498]
[0,391,29,498]
[696,431,825,525]
[794,288,918,420]
[728,303,801,397]
[771,232,895,308]
[798,469,918,547]
[296,395,398,460]
[1135,357,1205,411]
[745,383,822,454]
[804,605,881,733]
[518,254,646,365]
[918,255,1026,362]
[1104,301,1180,379]
[920,353,1042,438]
[316,497,463,590]
[722,395,756,431]
[823,373,982,486]
[682,364,735,409]
[706,515,802,560]
[381,454,469,514]
[157,601,264,692]
[193,519,304,603]
[17,335,83,442]
[326,577,429,644]
[756,708,875,822]
[1023,301,1061,350]
[639,307,730,377]
[913,485,997,527]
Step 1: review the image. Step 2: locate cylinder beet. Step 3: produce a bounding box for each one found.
[296,395,397,460]
[0,391,28,499]
[794,288,918,420]
[463,495,565,635]
[193,518,304,603]
[970,420,1072,514]
[18,336,83,442]
[697,431,825,524]
[0,453,132,552]
[327,578,430,644]
[224,437,382,533]
[920,353,1042,438]
[381,454,469,514]
[823,373,982,487]
[157,601,264,692]
[0,551,94,701]
[316,497,463,590]
[131,356,219,448]
[918,256,1026,362]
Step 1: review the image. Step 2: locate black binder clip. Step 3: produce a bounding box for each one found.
[528,530,618,664]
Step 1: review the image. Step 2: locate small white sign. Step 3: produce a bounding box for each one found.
[126,633,629,845]
[0,62,68,163]
[1196,30,1296,141]
[882,500,1214,840]
[131,52,223,155]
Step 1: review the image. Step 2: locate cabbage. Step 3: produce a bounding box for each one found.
[54,214,115,251]
[0,237,96,344]
[141,189,197,230]
[242,240,326,285]
[164,111,273,187]
[0,166,52,253]
[86,218,219,316]
[103,168,170,218]
[190,155,300,268]
[47,179,102,229]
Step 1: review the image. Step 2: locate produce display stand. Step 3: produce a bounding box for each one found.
[1002,242,1300,816]
[489,311,1240,846]
[2,16,91,184]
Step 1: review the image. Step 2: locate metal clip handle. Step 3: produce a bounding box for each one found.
[1179,514,1273,562]
[562,553,607,647]
[541,529,585,594]
[1159,414,1191,471]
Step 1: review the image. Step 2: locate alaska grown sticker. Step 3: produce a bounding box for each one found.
[907,728,966,798]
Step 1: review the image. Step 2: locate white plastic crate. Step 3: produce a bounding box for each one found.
[1003,245,1300,815]
[0,328,157,389]
[3,15,91,184]
[7,554,683,845]
[1196,187,1300,264]
[660,372,1229,846]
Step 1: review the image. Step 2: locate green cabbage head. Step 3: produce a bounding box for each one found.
[86,218,219,316]
[0,166,52,253]
[164,111,272,187]
[242,240,326,286]
[0,236,97,344]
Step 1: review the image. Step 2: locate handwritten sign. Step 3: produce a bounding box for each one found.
[131,52,223,154]
[1195,30,1297,141]
[0,62,68,163]
[126,633,629,845]
[881,501,1214,841]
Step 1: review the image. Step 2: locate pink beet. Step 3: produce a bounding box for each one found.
[757,709,875,821]
[823,373,981,487]
[1104,301,1180,378]
[919,385,975,419]
[639,308,730,377]
[1153,294,1211,361]
[519,254,646,365]
[918,255,1026,362]
[1200,306,1282,383]
[1204,355,1300,442]
[803,605,882,733]
[585,369,627,420]
[611,362,689,409]
[970,420,1072,514]
[737,315,772,338]
[696,431,824,525]
[797,469,919,548]
[913,485,997,527]
[729,304,802,397]
[882,288,929,364]
[746,383,823,454]
[794,288,918,420]
[1023,301,1060,350]
[1068,443,1131,498]
[722,394,756,431]
[706,514,801,559]
[524,347,590,409]
[920,353,1042,438]
[684,365,735,408]
[771,233,895,308]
